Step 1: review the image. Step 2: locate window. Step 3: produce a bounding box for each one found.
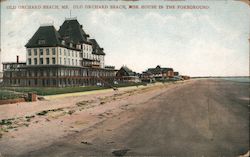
[64,49,66,56]
[34,58,37,65]
[72,59,74,65]
[34,49,37,56]
[38,40,45,45]
[46,49,49,55]
[59,57,62,64]
[64,58,66,65]
[68,58,70,65]
[39,49,43,55]
[62,40,65,45]
[52,48,56,55]
[68,50,70,56]
[76,60,78,66]
[40,58,43,64]
[28,58,31,65]
[59,48,62,55]
[52,58,56,64]
[46,58,50,64]
[28,49,31,56]
[72,51,74,57]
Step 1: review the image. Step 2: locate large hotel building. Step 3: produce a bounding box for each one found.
[2,18,117,87]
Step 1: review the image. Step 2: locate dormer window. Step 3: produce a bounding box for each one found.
[38,40,45,45]
[62,40,65,45]
[70,43,73,48]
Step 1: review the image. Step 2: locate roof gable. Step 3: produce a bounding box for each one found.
[121,66,136,76]
[58,19,89,45]
[89,39,105,55]
[25,26,61,48]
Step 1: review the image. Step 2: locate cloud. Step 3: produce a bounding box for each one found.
[1,2,249,76]
[1,10,59,63]
[82,10,248,76]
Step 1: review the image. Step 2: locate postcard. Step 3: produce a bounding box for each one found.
[0,0,249,157]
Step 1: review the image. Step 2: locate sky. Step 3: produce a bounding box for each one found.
[0,0,249,76]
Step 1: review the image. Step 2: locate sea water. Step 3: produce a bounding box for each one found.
[222,77,250,83]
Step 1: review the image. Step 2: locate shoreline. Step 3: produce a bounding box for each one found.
[0,80,189,156]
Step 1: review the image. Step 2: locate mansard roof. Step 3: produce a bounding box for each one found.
[25,19,106,54]
[58,19,90,45]
[25,25,62,48]
[89,39,105,55]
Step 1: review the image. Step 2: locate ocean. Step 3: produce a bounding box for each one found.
[222,77,250,83]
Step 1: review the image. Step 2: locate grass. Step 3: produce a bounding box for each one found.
[67,110,75,115]
[76,100,89,107]
[0,118,14,126]
[36,108,64,116]
[1,86,108,96]
[0,82,147,96]
[25,115,35,122]
[0,90,23,100]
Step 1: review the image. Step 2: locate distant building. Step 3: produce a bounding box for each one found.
[3,18,116,87]
[174,72,179,76]
[142,65,174,81]
[180,75,190,80]
[116,66,140,83]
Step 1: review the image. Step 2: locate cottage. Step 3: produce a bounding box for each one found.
[116,66,140,83]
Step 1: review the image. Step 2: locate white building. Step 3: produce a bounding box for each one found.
[2,18,116,87]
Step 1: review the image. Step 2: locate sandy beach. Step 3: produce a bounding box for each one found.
[0,79,249,157]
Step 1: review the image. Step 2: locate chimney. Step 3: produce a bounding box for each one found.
[16,55,19,63]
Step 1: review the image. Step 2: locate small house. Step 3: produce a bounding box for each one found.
[116,66,140,83]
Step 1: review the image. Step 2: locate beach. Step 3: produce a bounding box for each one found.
[0,79,249,157]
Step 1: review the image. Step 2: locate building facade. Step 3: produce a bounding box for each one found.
[3,18,116,87]
[141,65,174,82]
